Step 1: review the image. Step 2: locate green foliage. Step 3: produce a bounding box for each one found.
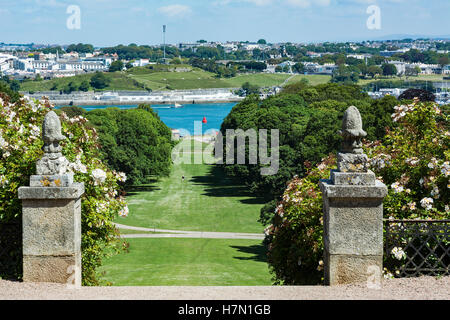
[281,79,309,94]
[238,82,260,96]
[0,80,21,103]
[39,46,64,54]
[221,83,396,200]
[67,43,94,53]
[366,100,449,219]
[125,62,133,70]
[382,63,398,76]
[62,81,79,94]
[331,65,360,84]
[292,63,305,74]
[85,107,174,185]
[266,100,449,285]
[102,44,178,61]
[367,65,383,78]
[90,72,111,89]
[362,79,435,92]
[266,156,335,285]
[109,60,124,72]
[79,80,91,92]
[56,106,86,118]
[0,95,128,285]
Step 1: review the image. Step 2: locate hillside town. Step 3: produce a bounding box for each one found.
[1,38,449,105]
[1,38,450,78]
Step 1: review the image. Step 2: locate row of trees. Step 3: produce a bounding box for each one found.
[266,99,449,284]
[219,83,398,201]
[0,91,130,284]
[331,63,398,84]
[59,105,174,185]
[219,80,448,285]
[41,42,450,68]
[0,72,175,283]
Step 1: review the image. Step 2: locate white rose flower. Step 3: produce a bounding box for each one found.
[91,168,107,186]
[391,247,406,260]
[118,172,127,183]
[0,175,9,187]
[420,197,434,210]
[407,202,416,211]
[119,205,129,217]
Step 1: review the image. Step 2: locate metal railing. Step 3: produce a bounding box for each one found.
[384,219,450,277]
[0,221,22,280]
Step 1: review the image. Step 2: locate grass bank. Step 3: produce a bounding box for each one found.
[116,139,266,233]
[100,138,272,285]
[98,238,272,286]
[21,66,331,93]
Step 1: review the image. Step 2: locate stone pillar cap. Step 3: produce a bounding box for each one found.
[18,183,85,200]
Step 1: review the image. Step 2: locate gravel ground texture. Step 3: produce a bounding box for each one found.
[0,276,449,300]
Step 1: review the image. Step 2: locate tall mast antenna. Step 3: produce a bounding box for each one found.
[163,25,166,63]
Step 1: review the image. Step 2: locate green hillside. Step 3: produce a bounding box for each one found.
[20,65,331,93]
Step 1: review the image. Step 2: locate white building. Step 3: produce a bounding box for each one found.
[303,62,337,75]
[387,61,406,75]
[82,56,113,67]
[222,43,238,53]
[0,54,15,73]
[132,59,150,67]
[32,60,52,70]
[443,65,450,75]
[13,58,34,72]
[347,54,372,60]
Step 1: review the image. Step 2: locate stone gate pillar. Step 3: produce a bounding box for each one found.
[319,106,387,286]
[18,111,84,285]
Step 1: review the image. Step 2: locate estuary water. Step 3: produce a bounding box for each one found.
[64,102,237,135]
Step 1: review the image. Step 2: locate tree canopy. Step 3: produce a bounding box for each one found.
[66,43,94,53]
[220,83,398,200]
[90,72,111,89]
[85,106,174,185]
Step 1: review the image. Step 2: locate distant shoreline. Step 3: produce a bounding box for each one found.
[53,98,243,107]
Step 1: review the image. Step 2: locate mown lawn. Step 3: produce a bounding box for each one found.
[116,139,266,233]
[21,65,332,93]
[98,238,272,286]
[129,70,229,91]
[130,71,331,91]
[100,138,272,286]
[20,72,144,92]
[284,74,331,86]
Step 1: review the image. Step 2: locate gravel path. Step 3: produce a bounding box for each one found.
[115,223,265,240]
[1,276,448,300]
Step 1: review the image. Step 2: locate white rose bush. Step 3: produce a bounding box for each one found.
[0,93,128,285]
[366,99,449,220]
[367,99,449,275]
[267,99,448,284]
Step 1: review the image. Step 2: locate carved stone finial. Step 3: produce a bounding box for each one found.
[42,111,66,159]
[339,106,367,154]
[337,106,369,173]
[36,111,70,176]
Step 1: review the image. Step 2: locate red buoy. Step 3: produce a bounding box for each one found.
[202,116,207,124]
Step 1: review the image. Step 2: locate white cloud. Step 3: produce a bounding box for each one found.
[213,0,273,5]
[216,0,332,7]
[246,0,273,5]
[286,0,311,8]
[158,4,192,18]
[285,0,331,7]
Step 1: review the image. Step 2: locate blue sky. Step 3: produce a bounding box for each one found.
[0,0,448,47]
